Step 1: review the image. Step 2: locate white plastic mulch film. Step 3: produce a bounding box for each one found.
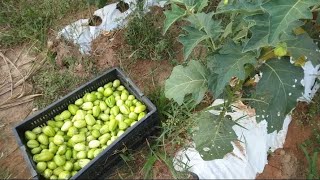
[57,0,166,54]
[173,61,320,179]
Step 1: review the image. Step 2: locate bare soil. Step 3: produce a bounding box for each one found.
[257,101,320,179]
[0,47,39,179]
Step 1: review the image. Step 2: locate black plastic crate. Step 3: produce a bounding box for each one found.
[13,67,159,179]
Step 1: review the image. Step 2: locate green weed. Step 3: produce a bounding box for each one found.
[0,168,11,180]
[123,2,174,61]
[144,88,196,178]
[300,143,319,179]
[0,0,88,47]
[299,91,320,179]
[0,153,11,179]
[32,55,96,108]
[307,92,320,119]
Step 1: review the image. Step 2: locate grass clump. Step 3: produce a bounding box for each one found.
[0,0,88,47]
[124,3,174,61]
[299,92,320,179]
[32,64,81,108]
[32,55,96,108]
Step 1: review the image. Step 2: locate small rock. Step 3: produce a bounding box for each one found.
[279,149,286,156]
[75,63,84,72]
[283,154,291,163]
[47,40,54,49]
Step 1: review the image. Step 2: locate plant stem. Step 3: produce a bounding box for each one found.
[313,8,320,12]
[311,5,320,12]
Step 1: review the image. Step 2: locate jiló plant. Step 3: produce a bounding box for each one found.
[163,0,320,160]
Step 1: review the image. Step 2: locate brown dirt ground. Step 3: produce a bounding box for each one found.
[0,46,40,179]
[257,101,320,179]
[0,7,95,179]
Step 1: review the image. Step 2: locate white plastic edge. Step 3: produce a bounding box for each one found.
[173,61,320,179]
[57,0,167,54]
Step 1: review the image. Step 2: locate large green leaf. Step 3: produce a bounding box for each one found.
[279,20,304,41]
[249,58,304,133]
[163,3,186,34]
[180,13,222,60]
[207,73,218,97]
[165,60,208,105]
[244,0,317,51]
[243,13,271,52]
[243,14,302,52]
[186,12,223,39]
[262,0,319,44]
[222,21,233,39]
[208,42,257,97]
[286,33,320,65]
[196,0,209,12]
[231,14,255,42]
[171,0,208,12]
[179,26,211,61]
[216,0,265,14]
[193,111,237,160]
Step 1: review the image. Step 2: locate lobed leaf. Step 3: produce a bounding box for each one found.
[171,0,208,12]
[249,58,304,133]
[216,0,265,14]
[262,0,319,44]
[186,12,223,39]
[165,60,208,105]
[208,42,258,97]
[243,13,271,52]
[222,21,233,39]
[180,13,222,60]
[193,111,237,160]
[286,33,320,65]
[179,26,210,61]
[244,0,318,51]
[163,3,186,34]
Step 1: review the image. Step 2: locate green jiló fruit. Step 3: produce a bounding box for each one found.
[24,79,148,179]
[274,42,287,57]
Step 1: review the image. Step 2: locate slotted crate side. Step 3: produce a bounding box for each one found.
[13,67,159,179]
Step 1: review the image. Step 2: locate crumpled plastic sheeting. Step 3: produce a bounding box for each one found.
[173,61,320,179]
[57,0,167,54]
[299,61,320,102]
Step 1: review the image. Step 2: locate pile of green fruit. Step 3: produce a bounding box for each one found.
[24,79,147,179]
